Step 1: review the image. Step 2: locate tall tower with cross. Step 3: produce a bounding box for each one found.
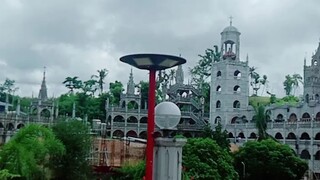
[210,18,252,127]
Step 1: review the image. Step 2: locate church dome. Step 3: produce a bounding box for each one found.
[222,25,239,33]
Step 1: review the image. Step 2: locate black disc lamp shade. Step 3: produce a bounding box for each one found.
[120,54,186,70]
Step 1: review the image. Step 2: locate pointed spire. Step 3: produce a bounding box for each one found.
[127,68,135,95]
[38,66,48,101]
[175,65,184,85]
[246,53,249,62]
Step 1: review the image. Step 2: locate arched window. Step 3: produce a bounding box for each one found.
[300,149,311,160]
[233,100,240,108]
[275,114,284,122]
[315,132,320,140]
[275,132,283,139]
[228,132,234,138]
[231,116,238,124]
[217,71,222,77]
[289,113,297,122]
[316,94,319,101]
[214,116,221,124]
[316,112,320,121]
[300,132,311,140]
[314,60,318,66]
[305,94,309,103]
[233,85,241,93]
[216,101,221,108]
[249,132,257,139]
[302,113,311,121]
[216,85,222,92]
[238,132,245,138]
[234,70,241,78]
[286,132,296,139]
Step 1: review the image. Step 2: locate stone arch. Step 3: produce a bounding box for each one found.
[233,85,241,92]
[114,115,125,122]
[216,101,221,108]
[238,132,245,138]
[316,112,320,121]
[30,107,38,115]
[286,132,296,139]
[234,70,241,78]
[112,130,124,138]
[305,94,309,103]
[289,113,297,122]
[139,131,147,139]
[241,115,248,123]
[140,117,148,123]
[228,132,234,138]
[217,71,222,77]
[127,116,138,123]
[315,151,320,160]
[315,132,320,140]
[302,112,311,118]
[127,100,139,110]
[17,123,24,129]
[126,130,138,138]
[6,123,14,131]
[300,149,311,160]
[40,108,51,118]
[214,116,221,124]
[314,60,318,66]
[233,100,240,108]
[231,116,238,124]
[216,85,222,92]
[300,132,311,140]
[275,114,284,122]
[302,112,311,121]
[249,132,257,139]
[275,132,283,139]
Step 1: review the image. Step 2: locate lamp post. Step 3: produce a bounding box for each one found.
[120,54,186,180]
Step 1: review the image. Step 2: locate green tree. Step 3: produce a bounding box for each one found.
[255,105,268,140]
[138,81,149,109]
[292,73,303,95]
[51,119,92,180]
[283,74,294,96]
[234,139,308,180]
[92,68,108,95]
[183,138,238,180]
[82,79,98,96]
[0,124,65,180]
[63,76,82,93]
[109,81,124,105]
[202,123,230,150]
[114,161,145,180]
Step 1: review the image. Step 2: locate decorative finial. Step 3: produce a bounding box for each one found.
[229,16,233,26]
[304,52,307,66]
[246,53,249,62]
[43,66,46,79]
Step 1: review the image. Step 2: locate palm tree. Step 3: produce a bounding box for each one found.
[292,73,303,95]
[82,79,98,96]
[255,105,268,141]
[260,75,268,96]
[62,76,82,93]
[283,75,294,96]
[92,69,108,95]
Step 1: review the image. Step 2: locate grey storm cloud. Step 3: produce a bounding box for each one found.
[0,0,319,97]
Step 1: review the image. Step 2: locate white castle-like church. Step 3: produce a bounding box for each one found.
[209,19,320,176]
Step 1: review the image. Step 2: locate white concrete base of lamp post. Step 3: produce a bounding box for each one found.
[153,137,187,180]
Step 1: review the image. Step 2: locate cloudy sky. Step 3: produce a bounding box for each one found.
[0,0,319,98]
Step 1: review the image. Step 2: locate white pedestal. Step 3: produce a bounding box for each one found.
[153,137,187,180]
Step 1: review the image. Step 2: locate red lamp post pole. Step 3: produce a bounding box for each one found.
[145,69,156,180]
